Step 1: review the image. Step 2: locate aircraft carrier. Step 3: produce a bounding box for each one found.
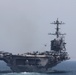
[0,19,70,73]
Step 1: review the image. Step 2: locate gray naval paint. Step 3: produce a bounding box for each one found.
[0,51,68,72]
[0,19,69,73]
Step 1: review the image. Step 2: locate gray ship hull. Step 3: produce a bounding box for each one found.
[9,62,60,72]
[0,50,69,72]
[0,19,70,73]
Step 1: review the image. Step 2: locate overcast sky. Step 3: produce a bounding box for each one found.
[0,0,76,60]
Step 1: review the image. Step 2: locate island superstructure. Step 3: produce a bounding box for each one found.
[0,19,69,72]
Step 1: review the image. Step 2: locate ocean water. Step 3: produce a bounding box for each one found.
[0,60,76,75]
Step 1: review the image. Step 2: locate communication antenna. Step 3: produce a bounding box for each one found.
[48,18,66,38]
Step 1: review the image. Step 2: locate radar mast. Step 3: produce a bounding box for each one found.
[49,18,65,38]
[49,19,66,51]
